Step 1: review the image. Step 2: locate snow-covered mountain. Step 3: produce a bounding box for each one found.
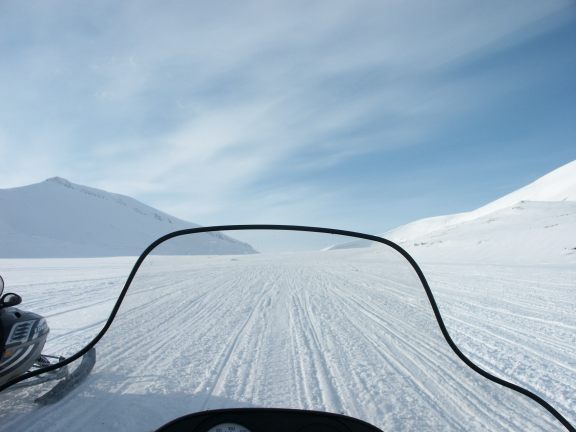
[0,177,256,258]
[386,160,576,242]
[333,160,576,264]
[393,200,576,264]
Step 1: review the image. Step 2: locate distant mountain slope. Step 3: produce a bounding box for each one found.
[0,177,256,258]
[396,201,576,264]
[385,160,576,244]
[330,160,576,264]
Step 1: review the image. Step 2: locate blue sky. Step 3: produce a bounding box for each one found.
[0,0,575,238]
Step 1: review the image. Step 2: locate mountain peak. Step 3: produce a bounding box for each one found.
[45,177,73,187]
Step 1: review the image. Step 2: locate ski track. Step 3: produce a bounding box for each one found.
[0,254,573,431]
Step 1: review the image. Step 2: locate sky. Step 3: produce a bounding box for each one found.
[0,0,575,242]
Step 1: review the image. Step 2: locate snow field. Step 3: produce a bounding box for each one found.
[0,249,573,431]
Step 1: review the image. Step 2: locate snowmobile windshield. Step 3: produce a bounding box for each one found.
[0,227,573,431]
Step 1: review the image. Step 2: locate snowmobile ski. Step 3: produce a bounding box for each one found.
[35,348,96,405]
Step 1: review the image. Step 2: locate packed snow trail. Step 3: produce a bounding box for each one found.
[0,251,572,431]
[422,262,576,423]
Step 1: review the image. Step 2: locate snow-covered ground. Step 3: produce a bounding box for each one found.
[0,247,573,431]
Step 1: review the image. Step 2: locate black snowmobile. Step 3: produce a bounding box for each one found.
[0,275,95,405]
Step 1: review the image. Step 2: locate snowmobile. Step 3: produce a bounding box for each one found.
[0,274,96,405]
[0,225,574,431]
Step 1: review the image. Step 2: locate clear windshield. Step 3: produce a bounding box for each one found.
[0,229,571,431]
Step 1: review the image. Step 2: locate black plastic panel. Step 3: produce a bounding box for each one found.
[154,408,383,432]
